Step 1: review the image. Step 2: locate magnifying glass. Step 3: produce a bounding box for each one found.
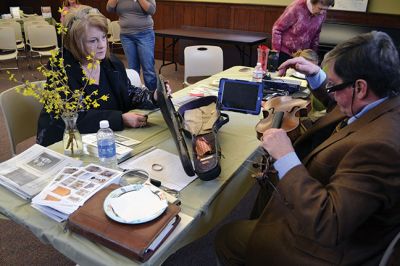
[119,169,180,199]
[119,169,150,186]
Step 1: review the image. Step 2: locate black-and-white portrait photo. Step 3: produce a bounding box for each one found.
[26,152,60,172]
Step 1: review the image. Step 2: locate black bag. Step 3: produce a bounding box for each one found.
[156,76,229,181]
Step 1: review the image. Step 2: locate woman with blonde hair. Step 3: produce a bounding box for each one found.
[37,6,163,146]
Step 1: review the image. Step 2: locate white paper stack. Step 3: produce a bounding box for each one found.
[0,144,83,200]
[82,134,139,162]
[31,164,122,222]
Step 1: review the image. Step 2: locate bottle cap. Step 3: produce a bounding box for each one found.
[99,120,109,129]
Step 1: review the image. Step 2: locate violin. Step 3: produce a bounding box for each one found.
[253,96,310,188]
[255,96,310,141]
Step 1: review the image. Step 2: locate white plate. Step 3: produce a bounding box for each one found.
[104,184,168,224]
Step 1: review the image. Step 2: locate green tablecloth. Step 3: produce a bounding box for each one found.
[0,66,263,265]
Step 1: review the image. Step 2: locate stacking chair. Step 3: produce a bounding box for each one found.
[184,45,223,86]
[0,81,44,156]
[126,68,142,88]
[0,20,25,51]
[0,26,19,71]
[109,21,122,52]
[23,20,48,50]
[28,24,58,65]
[23,15,45,22]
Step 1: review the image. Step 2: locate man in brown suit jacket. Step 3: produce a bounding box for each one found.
[215,31,400,265]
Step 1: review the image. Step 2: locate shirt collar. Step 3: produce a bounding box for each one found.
[348,97,388,124]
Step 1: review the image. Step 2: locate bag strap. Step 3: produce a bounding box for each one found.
[215,113,229,131]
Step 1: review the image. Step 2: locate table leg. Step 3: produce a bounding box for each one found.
[158,38,179,74]
[235,45,244,66]
[172,39,177,72]
[159,37,166,74]
[241,45,245,66]
[249,45,253,66]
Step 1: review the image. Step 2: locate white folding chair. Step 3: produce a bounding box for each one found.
[0,81,44,156]
[23,20,48,50]
[0,26,19,71]
[184,45,223,86]
[28,24,58,65]
[109,21,122,52]
[0,20,25,51]
[126,69,143,88]
[23,15,45,22]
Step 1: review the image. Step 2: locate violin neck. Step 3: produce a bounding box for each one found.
[272,111,284,128]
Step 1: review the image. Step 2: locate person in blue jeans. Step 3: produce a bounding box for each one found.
[106,0,157,91]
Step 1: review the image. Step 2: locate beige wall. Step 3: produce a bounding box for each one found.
[368,0,400,15]
[160,0,400,15]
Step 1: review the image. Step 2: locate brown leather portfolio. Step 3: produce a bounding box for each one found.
[67,184,181,262]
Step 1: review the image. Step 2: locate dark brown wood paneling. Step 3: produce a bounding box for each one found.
[10,0,399,64]
[11,1,400,29]
[153,1,400,66]
[232,7,266,32]
[262,6,285,33]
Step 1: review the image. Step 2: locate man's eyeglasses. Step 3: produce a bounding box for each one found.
[325,81,354,93]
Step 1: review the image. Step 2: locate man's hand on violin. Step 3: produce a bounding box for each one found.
[277,56,320,77]
[261,128,294,160]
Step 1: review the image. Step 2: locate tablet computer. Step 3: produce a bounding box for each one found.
[217,78,263,115]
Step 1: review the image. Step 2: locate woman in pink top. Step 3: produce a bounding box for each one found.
[60,0,81,22]
[272,0,334,66]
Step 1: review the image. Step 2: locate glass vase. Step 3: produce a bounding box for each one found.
[62,113,83,156]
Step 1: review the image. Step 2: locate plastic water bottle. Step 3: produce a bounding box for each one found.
[97,120,117,169]
[252,62,264,82]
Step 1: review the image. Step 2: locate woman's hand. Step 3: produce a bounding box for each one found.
[122,112,148,128]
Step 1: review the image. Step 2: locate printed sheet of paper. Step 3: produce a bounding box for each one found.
[9,7,20,19]
[119,148,197,191]
[0,144,82,199]
[32,164,122,221]
[188,84,219,97]
[41,6,52,18]
[82,134,134,161]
